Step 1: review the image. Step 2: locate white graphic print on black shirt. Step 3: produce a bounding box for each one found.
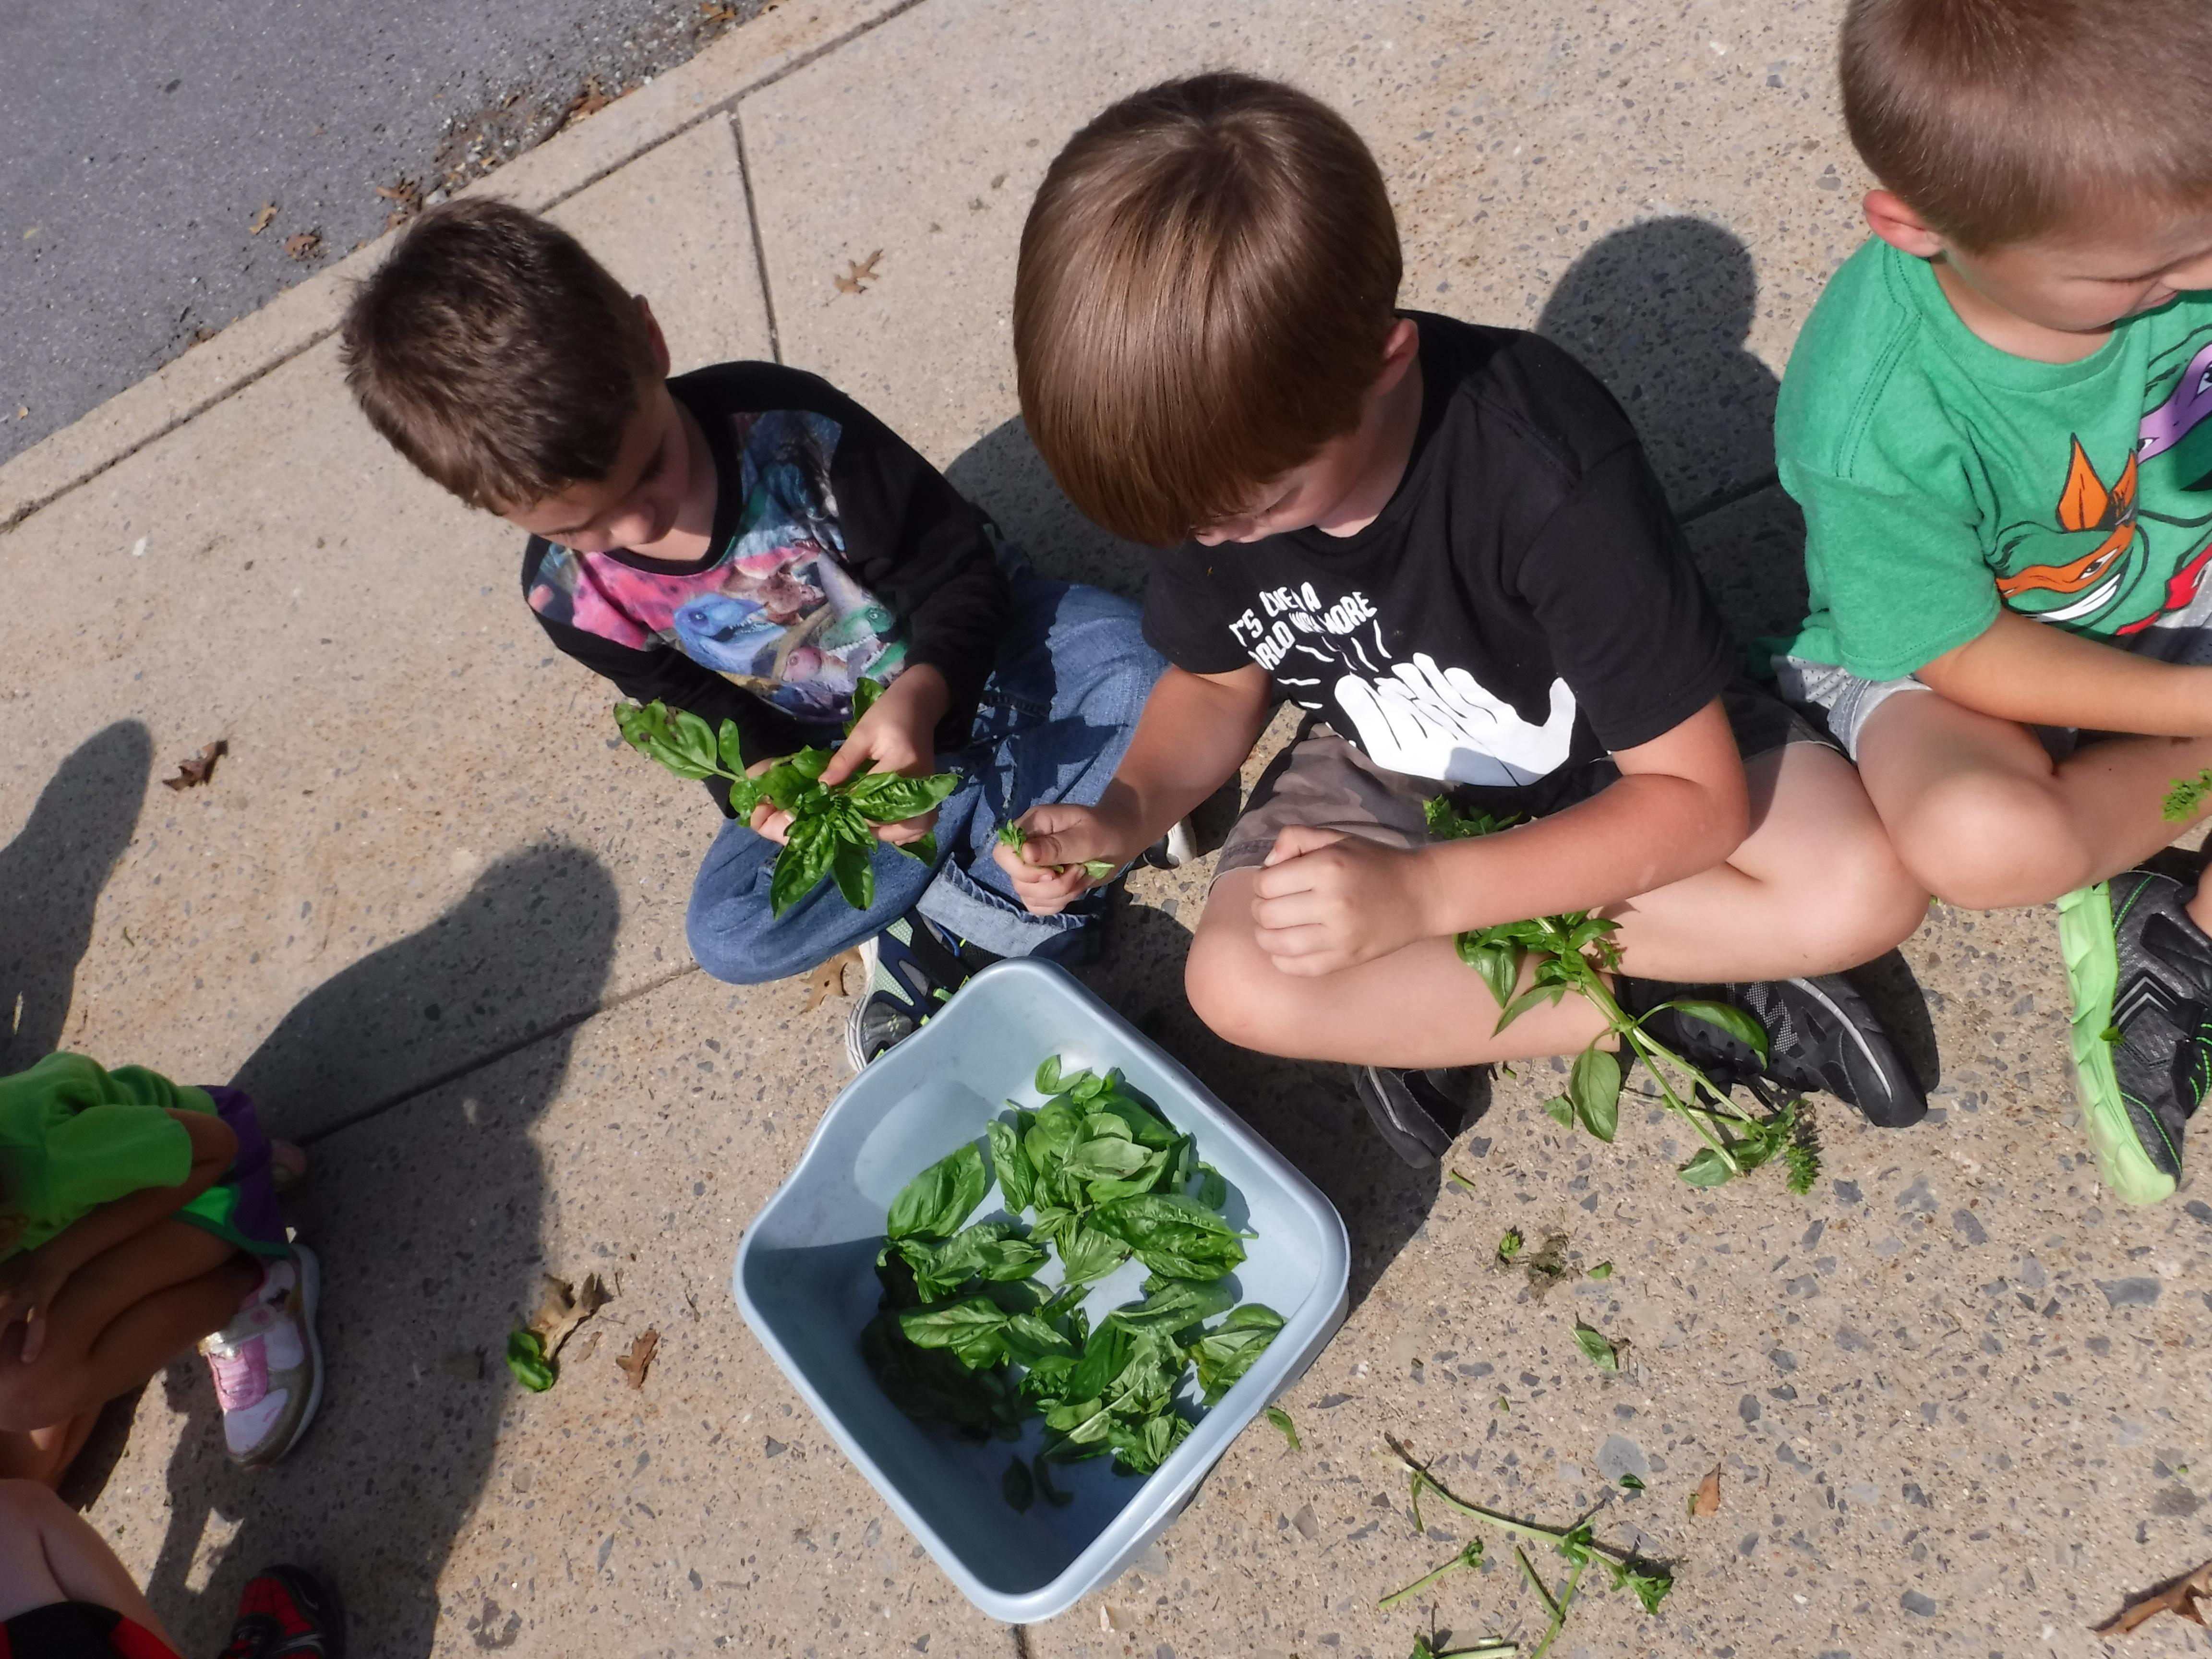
[1232,580,1575,785]
[1142,314,1731,790]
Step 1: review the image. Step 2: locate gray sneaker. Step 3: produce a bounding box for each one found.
[201,1244,325,1469]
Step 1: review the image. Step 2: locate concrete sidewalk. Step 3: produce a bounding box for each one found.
[1,0,2207,1654]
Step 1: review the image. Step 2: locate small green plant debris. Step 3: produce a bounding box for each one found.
[1617,1472,1645,1491]
[2102,1024,2125,1045]
[1408,1639,1517,1659]
[505,1329,555,1392]
[1446,1167,1479,1195]
[1265,1405,1301,1451]
[1430,798,1818,1196]
[2164,769,2212,821]
[1379,1539,1484,1613]
[614,697,959,915]
[1572,1322,1622,1373]
[1495,1227,1524,1263]
[862,1052,1283,1502]
[503,1271,611,1392]
[997,821,1118,882]
[1377,1436,1674,1658]
[1587,1261,1613,1281]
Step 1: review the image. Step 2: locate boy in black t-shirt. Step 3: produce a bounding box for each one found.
[341,201,1162,1063]
[999,73,1935,1166]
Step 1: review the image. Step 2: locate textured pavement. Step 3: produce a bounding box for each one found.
[2,1,2210,1655]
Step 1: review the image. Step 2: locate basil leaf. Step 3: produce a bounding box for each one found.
[1106,1410,1190,1476]
[1083,1145,1170,1203]
[1194,1164,1228,1209]
[1035,1055,1065,1094]
[1191,1303,1285,1404]
[1023,1103,1083,1178]
[788,747,834,781]
[886,1143,988,1241]
[900,1296,1012,1370]
[1573,1322,1620,1372]
[932,1222,1048,1285]
[1062,1135,1152,1183]
[846,675,885,733]
[986,1120,1036,1214]
[891,831,938,865]
[717,718,747,776]
[615,700,719,780]
[1492,980,1566,1034]
[999,1311,1076,1364]
[1108,1277,1236,1335]
[1056,1222,1132,1286]
[1067,1321,1132,1402]
[844,769,961,823]
[1264,1405,1301,1450]
[861,1311,1018,1436]
[669,707,720,773]
[1542,1093,1575,1127]
[1658,998,1769,1063]
[769,817,838,915]
[1089,1091,1180,1148]
[830,832,875,912]
[1091,1193,1248,1281]
[1677,1147,1737,1188]
[505,1328,556,1392]
[1568,1045,1621,1143]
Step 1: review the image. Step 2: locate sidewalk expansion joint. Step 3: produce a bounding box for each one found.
[732,114,785,364]
[1679,470,1780,525]
[293,960,702,1146]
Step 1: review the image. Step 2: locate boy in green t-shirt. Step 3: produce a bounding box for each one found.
[1770,0,2212,1205]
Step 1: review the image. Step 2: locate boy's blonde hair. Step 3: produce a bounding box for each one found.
[1841,0,2212,250]
[1014,73,1402,548]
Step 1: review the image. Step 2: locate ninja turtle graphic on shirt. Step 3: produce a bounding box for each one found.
[1993,329,2212,637]
[528,408,907,723]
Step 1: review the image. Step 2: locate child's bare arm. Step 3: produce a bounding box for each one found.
[1250,697,1750,975]
[1915,609,2212,733]
[995,665,1271,913]
[0,1478,174,1635]
[0,1109,237,1360]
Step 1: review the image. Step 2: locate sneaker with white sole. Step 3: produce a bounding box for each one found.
[843,914,997,1070]
[201,1244,325,1469]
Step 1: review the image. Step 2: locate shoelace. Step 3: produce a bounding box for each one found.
[206,1343,262,1411]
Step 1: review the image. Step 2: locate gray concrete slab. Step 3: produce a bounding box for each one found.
[0,114,772,1137]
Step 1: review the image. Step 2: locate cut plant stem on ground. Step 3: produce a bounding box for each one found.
[1376,1435,1673,1656]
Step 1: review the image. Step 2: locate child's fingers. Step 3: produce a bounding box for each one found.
[17,1305,46,1365]
[871,808,941,846]
[749,802,794,844]
[1252,921,1342,974]
[1263,824,1349,866]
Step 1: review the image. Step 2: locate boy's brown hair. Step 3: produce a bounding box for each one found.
[340,198,659,512]
[1840,0,2212,250]
[1014,72,1402,548]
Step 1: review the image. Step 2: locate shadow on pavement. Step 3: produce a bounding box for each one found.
[947,417,1155,598]
[139,841,621,1657]
[0,721,153,1072]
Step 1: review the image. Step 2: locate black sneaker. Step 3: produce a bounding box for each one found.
[1615,972,1925,1128]
[1348,1066,1486,1169]
[216,1564,345,1659]
[843,913,996,1070]
[2056,869,2212,1206]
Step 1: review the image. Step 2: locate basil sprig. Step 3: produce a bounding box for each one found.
[613,698,960,914]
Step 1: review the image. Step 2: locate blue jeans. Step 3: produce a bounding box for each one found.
[685,576,1165,983]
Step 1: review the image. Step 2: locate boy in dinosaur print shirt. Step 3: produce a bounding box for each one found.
[341,201,1161,1064]
[1767,0,2212,1206]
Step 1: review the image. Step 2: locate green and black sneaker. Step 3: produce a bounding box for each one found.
[843,912,997,1070]
[2056,869,2212,1206]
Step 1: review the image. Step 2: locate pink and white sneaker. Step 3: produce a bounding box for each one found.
[200,1244,325,1469]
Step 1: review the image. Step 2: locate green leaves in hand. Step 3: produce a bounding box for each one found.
[997,820,1116,881]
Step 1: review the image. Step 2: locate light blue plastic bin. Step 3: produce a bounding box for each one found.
[733,957,1350,1624]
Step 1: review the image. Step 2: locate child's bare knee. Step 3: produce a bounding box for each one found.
[1900,771,2083,908]
[1185,935,1295,1054]
[0,1367,77,1437]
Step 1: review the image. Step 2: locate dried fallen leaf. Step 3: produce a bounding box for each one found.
[161,740,227,792]
[616,1328,660,1389]
[374,176,421,206]
[249,202,277,235]
[833,249,885,296]
[2096,1556,2212,1636]
[698,0,740,21]
[803,946,864,1012]
[283,229,323,262]
[573,1328,603,1365]
[562,77,613,127]
[1693,1466,1722,1516]
[525,1272,611,1360]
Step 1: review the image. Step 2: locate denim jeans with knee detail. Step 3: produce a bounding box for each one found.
[684,574,1164,984]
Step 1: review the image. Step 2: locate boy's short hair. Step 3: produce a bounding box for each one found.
[1841,0,2212,250]
[1014,72,1402,547]
[340,198,659,512]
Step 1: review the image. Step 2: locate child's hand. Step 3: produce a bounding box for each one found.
[820,667,950,847]
[743,755,799,846]
[1250,824,1439,975]
[0,1247,67,1364]
[994,804,1129,915]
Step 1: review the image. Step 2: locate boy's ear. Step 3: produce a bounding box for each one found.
[636,295,673,377]
[1863,189,1948,260]
[1373,316,1421,395]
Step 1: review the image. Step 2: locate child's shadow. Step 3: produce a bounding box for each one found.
[138,842,620,1657]
[0,720,153,1071]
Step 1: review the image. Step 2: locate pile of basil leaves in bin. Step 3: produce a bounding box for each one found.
[863,1055,1285,1508]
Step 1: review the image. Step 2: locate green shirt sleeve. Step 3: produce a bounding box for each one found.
[0,1052,206,1255]
[1787,458,2004,681]
[40,1103,193,1210]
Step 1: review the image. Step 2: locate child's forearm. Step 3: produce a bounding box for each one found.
[31,1111,236,1282]
[1097,665,1272,849]
[1415,769,1744,937]
[1917,610,2212,734]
